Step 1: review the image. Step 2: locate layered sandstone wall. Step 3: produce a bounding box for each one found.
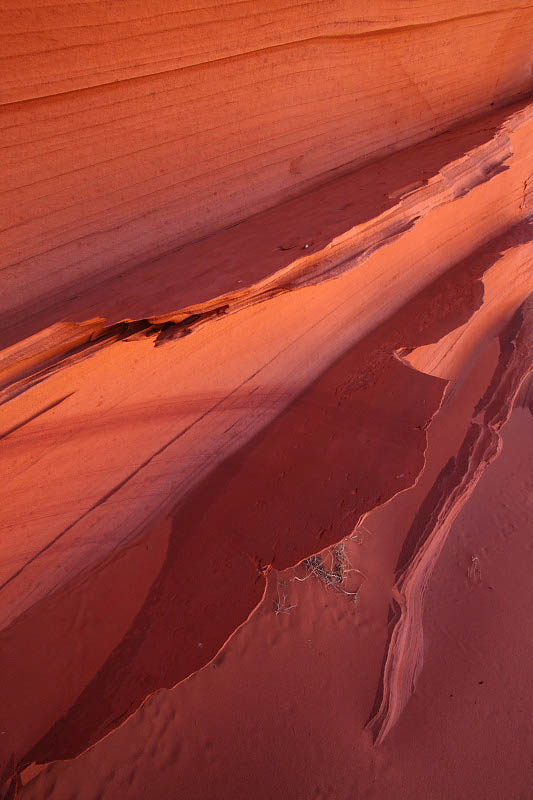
[0,3,532,797]
[2,1,533,342]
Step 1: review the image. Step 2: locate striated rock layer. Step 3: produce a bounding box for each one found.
[2,1,533,338]
[1,3,533,798]
[368,296,533,744]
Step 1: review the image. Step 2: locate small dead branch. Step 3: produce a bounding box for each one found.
[468,554,481,584]
[349,523,373,543]
[273,580,297,615]
[294,542,365,602]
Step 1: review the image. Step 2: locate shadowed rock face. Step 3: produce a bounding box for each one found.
[1,3,533,798]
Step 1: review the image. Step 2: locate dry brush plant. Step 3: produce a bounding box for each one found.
[273,579,298,615]
[273,528,370,614]
[295,540,365,604]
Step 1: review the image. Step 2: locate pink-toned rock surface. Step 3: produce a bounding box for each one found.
[13,344,533,800]
[1,3,532,798]
[2,2,533,346]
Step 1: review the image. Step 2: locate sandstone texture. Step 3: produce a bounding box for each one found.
[1,3,532,798]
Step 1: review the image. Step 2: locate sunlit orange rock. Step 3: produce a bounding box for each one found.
[1,3,532,798]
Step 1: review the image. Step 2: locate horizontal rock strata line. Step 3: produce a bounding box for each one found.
[2,17,532,341]
[4,2,532,104]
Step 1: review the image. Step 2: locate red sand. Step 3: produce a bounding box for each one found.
[1,4,533,798]
[15,340,533,800]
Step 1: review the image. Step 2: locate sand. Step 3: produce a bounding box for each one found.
[14,351,533,800]
[1,3,533,798]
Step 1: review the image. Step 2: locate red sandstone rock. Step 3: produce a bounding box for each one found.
[0,3,532,798]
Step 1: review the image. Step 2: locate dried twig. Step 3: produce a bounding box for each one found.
[273,580,297,615]
[468,554,481,584]
[348,523,373,544]
[294,542,365,602]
